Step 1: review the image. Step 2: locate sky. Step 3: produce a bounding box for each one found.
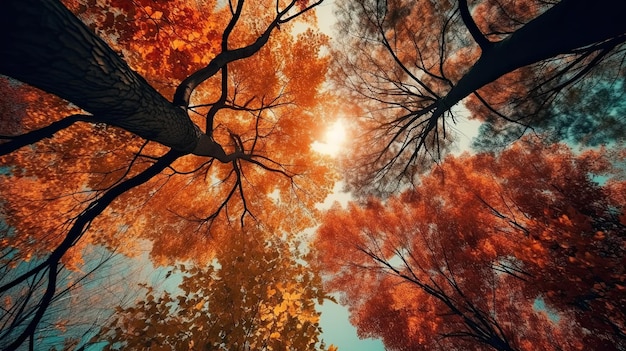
[311,2,479,349]
[311,6,385,348]
[6,1,626,350]
[311,0,481,157]
[313,180,386,351]
[319,301,385,351]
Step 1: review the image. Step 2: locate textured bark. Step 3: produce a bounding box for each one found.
[0,0,216,155]
[434,0,626,117]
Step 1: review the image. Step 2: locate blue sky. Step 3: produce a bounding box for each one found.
[312,5,386,348]
[319,300,385,351]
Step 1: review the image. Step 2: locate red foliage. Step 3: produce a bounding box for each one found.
[312,138,625,350]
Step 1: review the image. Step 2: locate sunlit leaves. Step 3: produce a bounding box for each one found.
[0,78,142,267]
[2,0,337,265]
[64,0,224,95]
[283,29,331,107]
[1,0,337,348]
[98,227,333,350]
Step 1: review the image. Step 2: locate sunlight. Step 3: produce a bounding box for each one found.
[312,119,347,157]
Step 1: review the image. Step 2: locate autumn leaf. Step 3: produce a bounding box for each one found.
[312,137,626,350]
[96,227,332,350]
[0,0,337,349]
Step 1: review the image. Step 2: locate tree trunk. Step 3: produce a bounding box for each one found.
[0,0,218,156]
[435,0,626,117]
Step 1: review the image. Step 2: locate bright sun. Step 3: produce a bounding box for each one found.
[312,119,347,157]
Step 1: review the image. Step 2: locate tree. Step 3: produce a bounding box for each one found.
[0,0,337,348]
[312,138,626,350]
[471,75,626,151]
[91,227,335,351]
[330,0,626,193]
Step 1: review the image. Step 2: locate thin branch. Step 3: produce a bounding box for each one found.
[0,114,93,156]
[173,0,325,108]
[4,150,182,350]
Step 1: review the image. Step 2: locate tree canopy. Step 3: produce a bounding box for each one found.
[312,139,626,350]
[310,0,626,349]
[0,0,340,349]
[330,0,626,194]
[1,0,626,350]
[95,227,333,351]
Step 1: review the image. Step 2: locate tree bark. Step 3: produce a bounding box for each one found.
[0,0,219,156]
[434,0,626,117]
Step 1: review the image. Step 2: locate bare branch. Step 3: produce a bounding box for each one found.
[457,0,492,52]
[173,0,325,108]
[0,114,94,156]
[3,150,182,349]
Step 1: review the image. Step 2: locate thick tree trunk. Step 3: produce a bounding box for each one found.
[0,0,219,156]
[435,0,626,116]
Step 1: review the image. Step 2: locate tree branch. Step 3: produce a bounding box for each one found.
[0,114,94,156]
[458,0,492,52]
[3,150,182,350]
[173,0,325,109]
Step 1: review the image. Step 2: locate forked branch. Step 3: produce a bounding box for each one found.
[173,0,325,109]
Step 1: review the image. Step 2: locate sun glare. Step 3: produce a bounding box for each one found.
[312,119,347,157]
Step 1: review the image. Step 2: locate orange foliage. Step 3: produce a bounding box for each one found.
[1,0,337,270]
[312,138,625,350]
[0,77,143,268]
[63,0,225,97]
